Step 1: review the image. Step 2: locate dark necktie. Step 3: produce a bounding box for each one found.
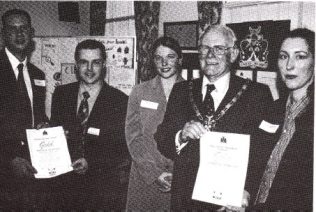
[203,84,216,116]
[77,91,90,158]
[17,63,32,127]
[77,91,90,126]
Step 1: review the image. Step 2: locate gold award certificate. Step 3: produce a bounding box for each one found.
[192,131,250,207]
[26,126,73,178]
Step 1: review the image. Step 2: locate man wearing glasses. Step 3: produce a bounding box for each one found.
[50,39,129,209]
[155,25,273,210]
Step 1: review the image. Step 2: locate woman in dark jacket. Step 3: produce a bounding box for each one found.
[249,28,314,210]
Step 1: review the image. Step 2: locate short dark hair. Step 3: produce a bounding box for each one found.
[2,9,32,27]
[152,36,182,59]
[74,39,106,61]
[281,28,315,58]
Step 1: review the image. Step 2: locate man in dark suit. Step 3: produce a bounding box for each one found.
[155,25,274,210]
[50,39,129,210]
[0,9,48,209]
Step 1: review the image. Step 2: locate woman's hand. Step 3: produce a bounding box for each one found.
[156,172,172,192]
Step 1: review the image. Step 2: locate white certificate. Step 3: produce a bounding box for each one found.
[26,126,73,178]
[192,131,250,207]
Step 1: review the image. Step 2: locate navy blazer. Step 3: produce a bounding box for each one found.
[155,75,274,210]
[51,82,129,188]
[0,50,46,184]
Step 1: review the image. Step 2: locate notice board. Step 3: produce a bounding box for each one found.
[29,36,136,117]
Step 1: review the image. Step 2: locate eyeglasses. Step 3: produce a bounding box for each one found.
[198,45,233,57]
[77,59,104,68]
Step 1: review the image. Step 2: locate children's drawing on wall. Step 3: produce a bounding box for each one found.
[41,39,57,66]
[105,38,134,69]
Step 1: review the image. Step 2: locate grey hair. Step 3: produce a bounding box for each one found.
[199,25,237,47]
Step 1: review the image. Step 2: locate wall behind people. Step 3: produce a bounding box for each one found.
[158,1,315,36]
[0,1,90,50]
[222,1,314,30]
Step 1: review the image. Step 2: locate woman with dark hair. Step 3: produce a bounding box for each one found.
[251,28,314,210]
[125,36,184,211]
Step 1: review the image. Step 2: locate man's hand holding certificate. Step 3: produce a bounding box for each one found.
[26,126,73,178]
[192,131,250,208]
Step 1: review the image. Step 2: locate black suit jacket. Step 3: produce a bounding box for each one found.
[249,86,314,210]
[155,75,273,210]
[0,50,46,187]
[50,82,129,191]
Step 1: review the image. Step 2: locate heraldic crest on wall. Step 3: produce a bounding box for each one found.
[239,26,268,69]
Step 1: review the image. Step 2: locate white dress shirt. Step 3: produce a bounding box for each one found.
[175,72,231,153]
[77,81,103,119]
[5,47,34,126]
[201,72,230,110]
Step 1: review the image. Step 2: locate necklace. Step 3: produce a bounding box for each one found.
[188,79,250,131]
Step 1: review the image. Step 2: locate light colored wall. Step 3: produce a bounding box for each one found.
[0,1,90,39]
[222,1,315,30]
[159,1,315,36]
[159,1,198,36]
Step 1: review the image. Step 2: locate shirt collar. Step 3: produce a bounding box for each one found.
[202,72,230,94]
[79,81,103,98]
[5,47,27,70]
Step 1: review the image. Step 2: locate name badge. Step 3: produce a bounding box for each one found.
[34,79,46,87]
[87,127,100,136]
[259,120,279,133]
[140,100,158,110]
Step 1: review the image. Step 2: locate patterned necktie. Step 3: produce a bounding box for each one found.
[203,84,216,116]
[77,91,90,158]
[77,91,90,126]
[17,63,32,127]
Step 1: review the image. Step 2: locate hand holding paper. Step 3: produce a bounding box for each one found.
[72,158,88,174]
[26,126,73,178]
[192,131,250,207]
[180,120,207,142]
[11,157,37,178]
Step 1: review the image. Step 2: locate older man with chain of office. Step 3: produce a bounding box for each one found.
[155,25,274,211]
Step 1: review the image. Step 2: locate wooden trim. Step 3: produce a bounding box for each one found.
[106,15,135,23]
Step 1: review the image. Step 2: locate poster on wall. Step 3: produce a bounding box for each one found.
[227,20,290,72]
[30,36,136,117]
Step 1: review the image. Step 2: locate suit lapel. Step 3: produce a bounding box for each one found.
[0,51,19,93]
[216,75,243,112]
[152,76,167,108]
[70,82,80,120]
[87,83,108,125]
[192,78,203,113]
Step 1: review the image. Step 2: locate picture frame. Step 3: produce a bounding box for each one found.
[164,21,198,50]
